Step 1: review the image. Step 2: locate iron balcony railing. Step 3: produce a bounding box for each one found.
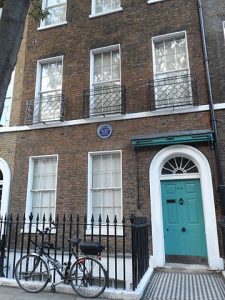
[83,85,126,118]
[25,94,65,125]
[148,74,199,111]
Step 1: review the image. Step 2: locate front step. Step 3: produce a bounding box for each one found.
[141,269,225,300]
[155,263,216,274]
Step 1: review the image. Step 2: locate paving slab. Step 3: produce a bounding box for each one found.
[0,285,115,300]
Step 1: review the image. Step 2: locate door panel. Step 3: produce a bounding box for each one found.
[161,179,207,257]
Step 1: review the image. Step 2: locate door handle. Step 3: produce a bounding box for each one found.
[179,198,184,205]
[181,227,186,232]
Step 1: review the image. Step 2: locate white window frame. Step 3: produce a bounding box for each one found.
[90,44,121,116]
[87,150,123,235]
[223,21,225,40]
[34,56,64,123]
[38,0,67,30]
[0,69,15,127]
[90,0,123,18]
[152,31,191,108]
[25,154,58,225]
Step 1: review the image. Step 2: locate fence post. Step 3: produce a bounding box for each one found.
[0,234,6,277]
[131,215,149,290]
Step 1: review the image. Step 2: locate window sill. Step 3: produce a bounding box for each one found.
[147,0,164,3]
[37,21,68,31]
[89,7,123,19]
[86,226,124,236]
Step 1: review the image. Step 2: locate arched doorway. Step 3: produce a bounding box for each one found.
[149,145,223,270]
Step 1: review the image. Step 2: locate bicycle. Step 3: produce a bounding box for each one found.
[14,224,107,298]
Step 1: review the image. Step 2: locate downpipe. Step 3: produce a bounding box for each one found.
[197,0,225,252]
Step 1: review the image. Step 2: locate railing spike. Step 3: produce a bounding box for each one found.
[91,214,94,223]
[76,213,79,222]
[63,214,66,222]
[98,214,102,223]
[114,215,117,224]
[29,212,33,221]
[106,215,110,224]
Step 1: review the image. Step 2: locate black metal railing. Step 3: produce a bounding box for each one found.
[0,213,149,291]
[83,85,126,118]
[148,74,199,111]
[25,94,65,125]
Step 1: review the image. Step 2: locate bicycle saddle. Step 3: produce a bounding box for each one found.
[68,238,81,246]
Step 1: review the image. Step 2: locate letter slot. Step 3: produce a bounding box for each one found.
[166,200,176,204]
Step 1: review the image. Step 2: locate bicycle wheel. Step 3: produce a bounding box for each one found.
[15,254,49,293]
[70,256,107,298]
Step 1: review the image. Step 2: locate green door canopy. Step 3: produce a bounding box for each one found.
[131,130,214,149]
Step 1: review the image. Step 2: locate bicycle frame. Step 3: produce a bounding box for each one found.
[32,240,82,285]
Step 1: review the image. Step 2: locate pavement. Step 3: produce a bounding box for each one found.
[0,285,109,300]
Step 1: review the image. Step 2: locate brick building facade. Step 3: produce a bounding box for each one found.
[1,0,225,274]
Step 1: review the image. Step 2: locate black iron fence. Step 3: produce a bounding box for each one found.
[25,94,65,125]
[0,214,149,291]
[148,74,199,111]
[83,85,126,118]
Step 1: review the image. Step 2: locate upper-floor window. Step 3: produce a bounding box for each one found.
[0,70,14,127]
[90,45,121,116]
[91,0,122,17]
[33,56,63,123]
[26,155,58,220]
[152,32,192,109]
[39,0,67,29]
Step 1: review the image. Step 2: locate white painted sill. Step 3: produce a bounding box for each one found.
[37,21,68,31]
[89,7,123,19]
[86,225,124,236]
[147,0,164,3]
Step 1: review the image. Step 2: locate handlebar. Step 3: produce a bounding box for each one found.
[37,222,58,236]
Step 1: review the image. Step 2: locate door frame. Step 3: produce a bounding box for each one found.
[149,145,224,270]
[0,158,11,217]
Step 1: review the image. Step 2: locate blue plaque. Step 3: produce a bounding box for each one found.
[97,124,112,139]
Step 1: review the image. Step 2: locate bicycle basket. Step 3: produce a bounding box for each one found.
[80,242,105,255]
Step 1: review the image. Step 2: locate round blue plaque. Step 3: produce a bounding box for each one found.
[97,124,112,139]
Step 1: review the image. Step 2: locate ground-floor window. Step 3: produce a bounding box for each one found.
[88,151,122,223]
[26,155,58,220]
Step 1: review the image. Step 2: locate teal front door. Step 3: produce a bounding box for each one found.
[161,179,207,258]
